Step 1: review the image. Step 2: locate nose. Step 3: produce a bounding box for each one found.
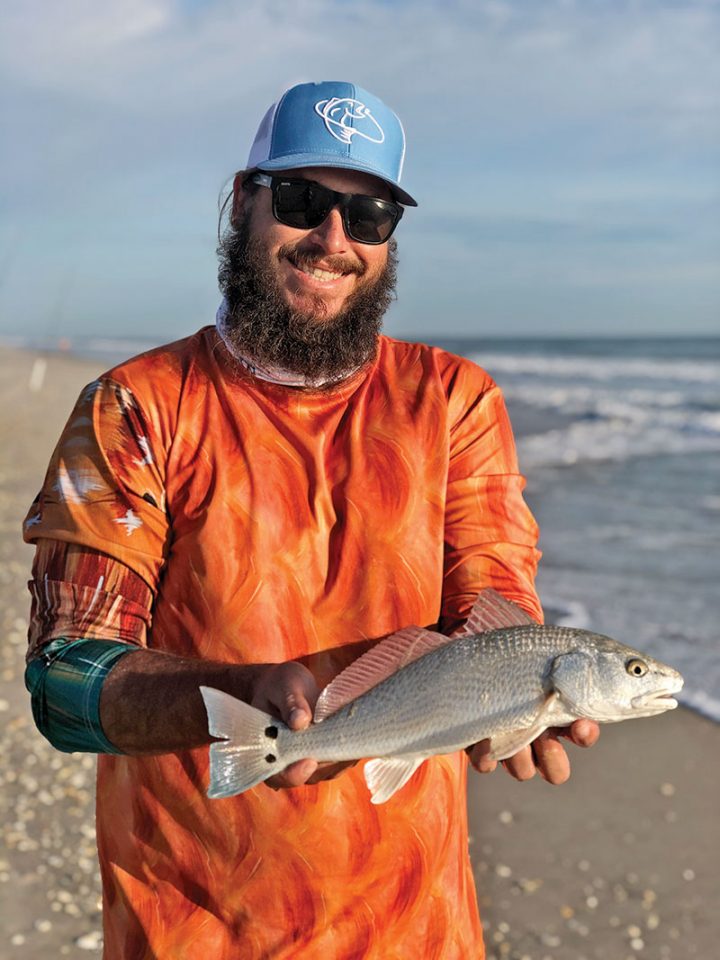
[305,206,349,254]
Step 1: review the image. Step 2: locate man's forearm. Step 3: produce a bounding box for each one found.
[99,648,267,755]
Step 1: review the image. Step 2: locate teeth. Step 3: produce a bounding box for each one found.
[300,264,344,281]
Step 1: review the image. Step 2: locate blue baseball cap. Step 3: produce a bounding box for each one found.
[246,81,417,207]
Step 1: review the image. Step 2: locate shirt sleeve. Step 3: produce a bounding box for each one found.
[440,363,543,631]
[23,377,170,591]
[22,378,171,751]
[25,540,154,660]
[24,539,154,753]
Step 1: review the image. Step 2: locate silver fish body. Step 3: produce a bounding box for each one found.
[201,611,683,804]
[284,627,580,761]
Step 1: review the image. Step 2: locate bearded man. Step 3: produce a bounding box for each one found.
[24,81,598,959]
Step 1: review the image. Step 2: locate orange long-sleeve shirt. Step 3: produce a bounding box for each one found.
[25,328,541,959]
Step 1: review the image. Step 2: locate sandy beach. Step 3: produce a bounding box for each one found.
[0,346,716,959]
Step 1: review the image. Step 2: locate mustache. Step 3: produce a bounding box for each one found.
[279,245,366,278]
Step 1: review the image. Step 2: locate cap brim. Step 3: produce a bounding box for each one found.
[255,156,418,207]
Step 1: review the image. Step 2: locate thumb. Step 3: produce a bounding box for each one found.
[252,662,319,730]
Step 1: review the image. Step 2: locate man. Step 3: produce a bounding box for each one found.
[24,81,598,958]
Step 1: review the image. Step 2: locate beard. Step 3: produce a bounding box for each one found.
[217,216,398,382]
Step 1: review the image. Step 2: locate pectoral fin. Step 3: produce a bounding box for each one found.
[488,692,562,761]
[364,755,427,804]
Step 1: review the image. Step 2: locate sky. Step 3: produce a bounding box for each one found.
[1,0,718,344]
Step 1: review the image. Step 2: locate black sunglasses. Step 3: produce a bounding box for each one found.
[249,173,403,245]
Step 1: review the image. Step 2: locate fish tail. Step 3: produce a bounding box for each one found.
[200,686,284,798]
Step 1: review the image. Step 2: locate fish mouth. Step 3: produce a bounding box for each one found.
[632,685,683,714]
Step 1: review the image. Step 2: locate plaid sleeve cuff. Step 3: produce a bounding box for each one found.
[25,638,138,754]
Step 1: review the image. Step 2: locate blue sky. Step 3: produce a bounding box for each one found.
[1,0,718,343]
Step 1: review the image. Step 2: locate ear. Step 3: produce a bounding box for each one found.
[230,173,248,227]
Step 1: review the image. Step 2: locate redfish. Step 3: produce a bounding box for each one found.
[201,590,683,804]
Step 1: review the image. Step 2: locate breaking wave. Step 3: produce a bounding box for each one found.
[472,348,720,469]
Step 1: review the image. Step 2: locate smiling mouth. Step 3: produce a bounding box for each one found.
[286,251,361,284]
[297,263,345,282]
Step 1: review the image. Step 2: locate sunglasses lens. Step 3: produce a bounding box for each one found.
[274,181,331,230]
[345,197,400,244]
[271,179,401,244]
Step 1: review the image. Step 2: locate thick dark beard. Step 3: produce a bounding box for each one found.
[217,218,398,382]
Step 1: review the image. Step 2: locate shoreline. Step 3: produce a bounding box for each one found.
[0,346,716,958]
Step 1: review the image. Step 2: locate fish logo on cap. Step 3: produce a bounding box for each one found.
[314,97,385,146]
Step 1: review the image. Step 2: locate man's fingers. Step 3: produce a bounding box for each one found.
[285,701,312,731]
[469,721,601,784]
[566,718,600,748]
[504,722,600,783]
[554,719,600,748]
[467,739,497,773]
[502,745,537,781]
[251,662,319,729]
[532,730,571,784]
[305,760,357,785]
[265,760,356,790]
[275,665,316,729]
[265,759,318,790]
[252,663,350,791]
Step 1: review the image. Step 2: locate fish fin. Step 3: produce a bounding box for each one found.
[200,686,283,799]
[314,626,451,722]
[488,727,545,761]
[451,588,538,638]
[364,755,427,804]
[488,692,562,760]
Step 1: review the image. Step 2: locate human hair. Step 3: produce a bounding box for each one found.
[217,169,261,241]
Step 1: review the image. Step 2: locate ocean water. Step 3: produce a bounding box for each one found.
[437,337,720,723]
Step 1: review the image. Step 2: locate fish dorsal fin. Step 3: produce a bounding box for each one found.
[314,626,451,722]
[451,588,537,638]
[364,755,427,804]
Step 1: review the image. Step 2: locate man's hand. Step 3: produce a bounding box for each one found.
[467,719,600,784]
[250,661,355,790]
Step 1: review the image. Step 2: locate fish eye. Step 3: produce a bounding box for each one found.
[626,658,648,677]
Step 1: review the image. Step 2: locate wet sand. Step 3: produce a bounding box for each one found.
[0,347,716,958]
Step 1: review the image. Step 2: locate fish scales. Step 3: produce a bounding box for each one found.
[278,626,570,764]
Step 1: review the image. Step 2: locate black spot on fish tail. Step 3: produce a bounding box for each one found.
[264,725,279,739]
[265,754,277,764]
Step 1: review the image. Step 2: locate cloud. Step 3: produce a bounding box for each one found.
[3,1,718,136]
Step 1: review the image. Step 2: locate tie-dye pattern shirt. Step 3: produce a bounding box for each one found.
[24,328,542,960]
